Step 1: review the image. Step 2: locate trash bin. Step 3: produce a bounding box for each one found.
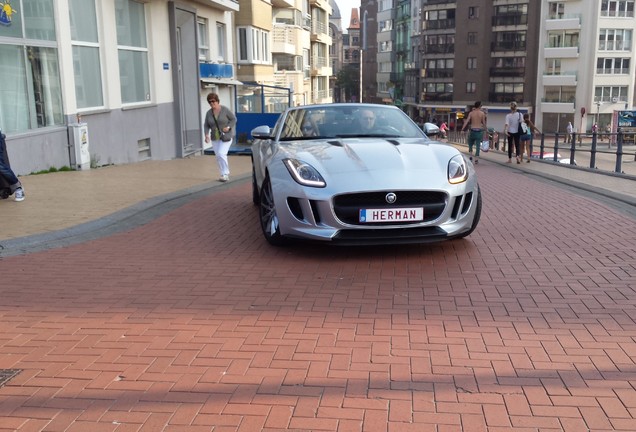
[69,122,91,170]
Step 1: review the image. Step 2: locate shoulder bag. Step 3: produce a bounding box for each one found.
[213,112,232,142]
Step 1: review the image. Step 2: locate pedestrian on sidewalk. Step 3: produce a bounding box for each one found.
[204,92,237,182]
[460,101,487,164]
[503,101,522,164]
[0,130,25,202]
[566,121,573,144]
[520,113,541,163]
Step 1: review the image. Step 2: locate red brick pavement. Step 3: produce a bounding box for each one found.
[0,162,635,431]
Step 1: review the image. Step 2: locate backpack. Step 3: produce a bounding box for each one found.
[519,112,529,134]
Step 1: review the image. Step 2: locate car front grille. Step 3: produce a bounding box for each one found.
[332,191,447,226]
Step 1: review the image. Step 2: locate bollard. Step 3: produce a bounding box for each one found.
[615,131,624,173]
[569,131,576,165]
[590,131,597,169]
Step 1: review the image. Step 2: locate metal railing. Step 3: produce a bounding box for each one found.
[448,130,636,176]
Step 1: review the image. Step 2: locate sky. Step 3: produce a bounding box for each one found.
[336,0,359,32]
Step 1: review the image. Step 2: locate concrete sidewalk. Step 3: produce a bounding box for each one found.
[1,147,635,255]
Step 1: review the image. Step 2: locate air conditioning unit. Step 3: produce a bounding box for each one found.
[612,97,618,103]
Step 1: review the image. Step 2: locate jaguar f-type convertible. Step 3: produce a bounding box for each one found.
[250,103,481,246]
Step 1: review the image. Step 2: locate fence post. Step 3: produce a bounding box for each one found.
[554,133,561,162]
[541,133,547,159]
[590,130,597,169]
[615,130,624,173]
[569,131,577,165]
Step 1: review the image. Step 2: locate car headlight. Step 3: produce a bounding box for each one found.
[448,154,468,184]
[283,158,326,187]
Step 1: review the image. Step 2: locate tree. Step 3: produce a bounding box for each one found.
[336,65,360,103]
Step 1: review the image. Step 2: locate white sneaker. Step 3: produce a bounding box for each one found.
[219,174,229,182]
[14,187,25,202]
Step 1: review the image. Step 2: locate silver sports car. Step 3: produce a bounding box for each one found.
[250,103,481,246]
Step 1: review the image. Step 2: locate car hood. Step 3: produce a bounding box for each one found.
[276,138,463,190]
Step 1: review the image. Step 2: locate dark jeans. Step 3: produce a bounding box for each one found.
[0,136,21,191]
[507,132,521,159]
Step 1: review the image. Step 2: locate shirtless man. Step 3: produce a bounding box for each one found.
[461,101,487,164]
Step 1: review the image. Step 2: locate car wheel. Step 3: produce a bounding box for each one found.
[457,188,482,239]
[259,174,287,246]
[252,164,259,206]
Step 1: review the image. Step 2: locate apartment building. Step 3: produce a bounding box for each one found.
[409,1,542,130]
[536,0,636,135]
[329,0,344,102]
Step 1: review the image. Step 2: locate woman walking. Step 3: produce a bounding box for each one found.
[204,92,237,182]
[503,101,522,163]
[519,113,541,163]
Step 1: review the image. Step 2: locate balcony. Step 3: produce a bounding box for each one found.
[310,21,331,44]
[273,70,305,93]
[489,67,525,77]
[490,41,526,52]
[545,14,581,31]
[542,72,577,86]
[423,19,455,30]
[489,93,524,104]
[424,69,453,78]
[541,99,575,113]
[544,46,579,58]
[423,44,454,54]
[309,0,329,11]
[311,88,332,104]
[311,56,332,76]
[272,25,304,56]
[492,14,528,27]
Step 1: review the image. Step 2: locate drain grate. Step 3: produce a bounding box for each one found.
[0,369,21,387]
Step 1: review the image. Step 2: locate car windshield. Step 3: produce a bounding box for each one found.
[278,105,427,141]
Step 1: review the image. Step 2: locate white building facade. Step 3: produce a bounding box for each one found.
[535,0,635,134]
[0,0,240,175]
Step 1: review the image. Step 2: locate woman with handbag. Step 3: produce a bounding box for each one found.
[204,92,237,182]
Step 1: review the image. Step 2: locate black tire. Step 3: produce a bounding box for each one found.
[259,174,287,246]
[251,164,259,206]
[457,188,482,239]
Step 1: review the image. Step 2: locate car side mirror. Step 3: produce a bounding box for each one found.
[251,126,272,139]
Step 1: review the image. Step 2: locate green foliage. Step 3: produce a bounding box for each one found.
[30,166,72,175]
[336,65,360,102]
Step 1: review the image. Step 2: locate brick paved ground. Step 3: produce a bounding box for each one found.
[0,161,635,431]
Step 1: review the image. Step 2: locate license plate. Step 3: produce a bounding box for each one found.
[359,207,424,223]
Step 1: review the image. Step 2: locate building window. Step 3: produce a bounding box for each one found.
[70,0,104,110]
[468,7,479,19]
[0,0,63,133]
[595,85,629,102]
[600,0,635,17]
[545,58,561,75]
[115,0,150,104]
[467,58,477,69]
[237,26,270,64]
[544,86,576,103]
[466,82,476,93]
[197,18,209,60]
[548,2,565,19]
[467,32,477,45]
[547,30,579,48]
[597,57,630,74]
[599,29,633,51]
[216,22,226,62]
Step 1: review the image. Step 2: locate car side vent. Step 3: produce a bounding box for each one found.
[460,192,473,215]
[287,197,304,221]
[450,196,462,219]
